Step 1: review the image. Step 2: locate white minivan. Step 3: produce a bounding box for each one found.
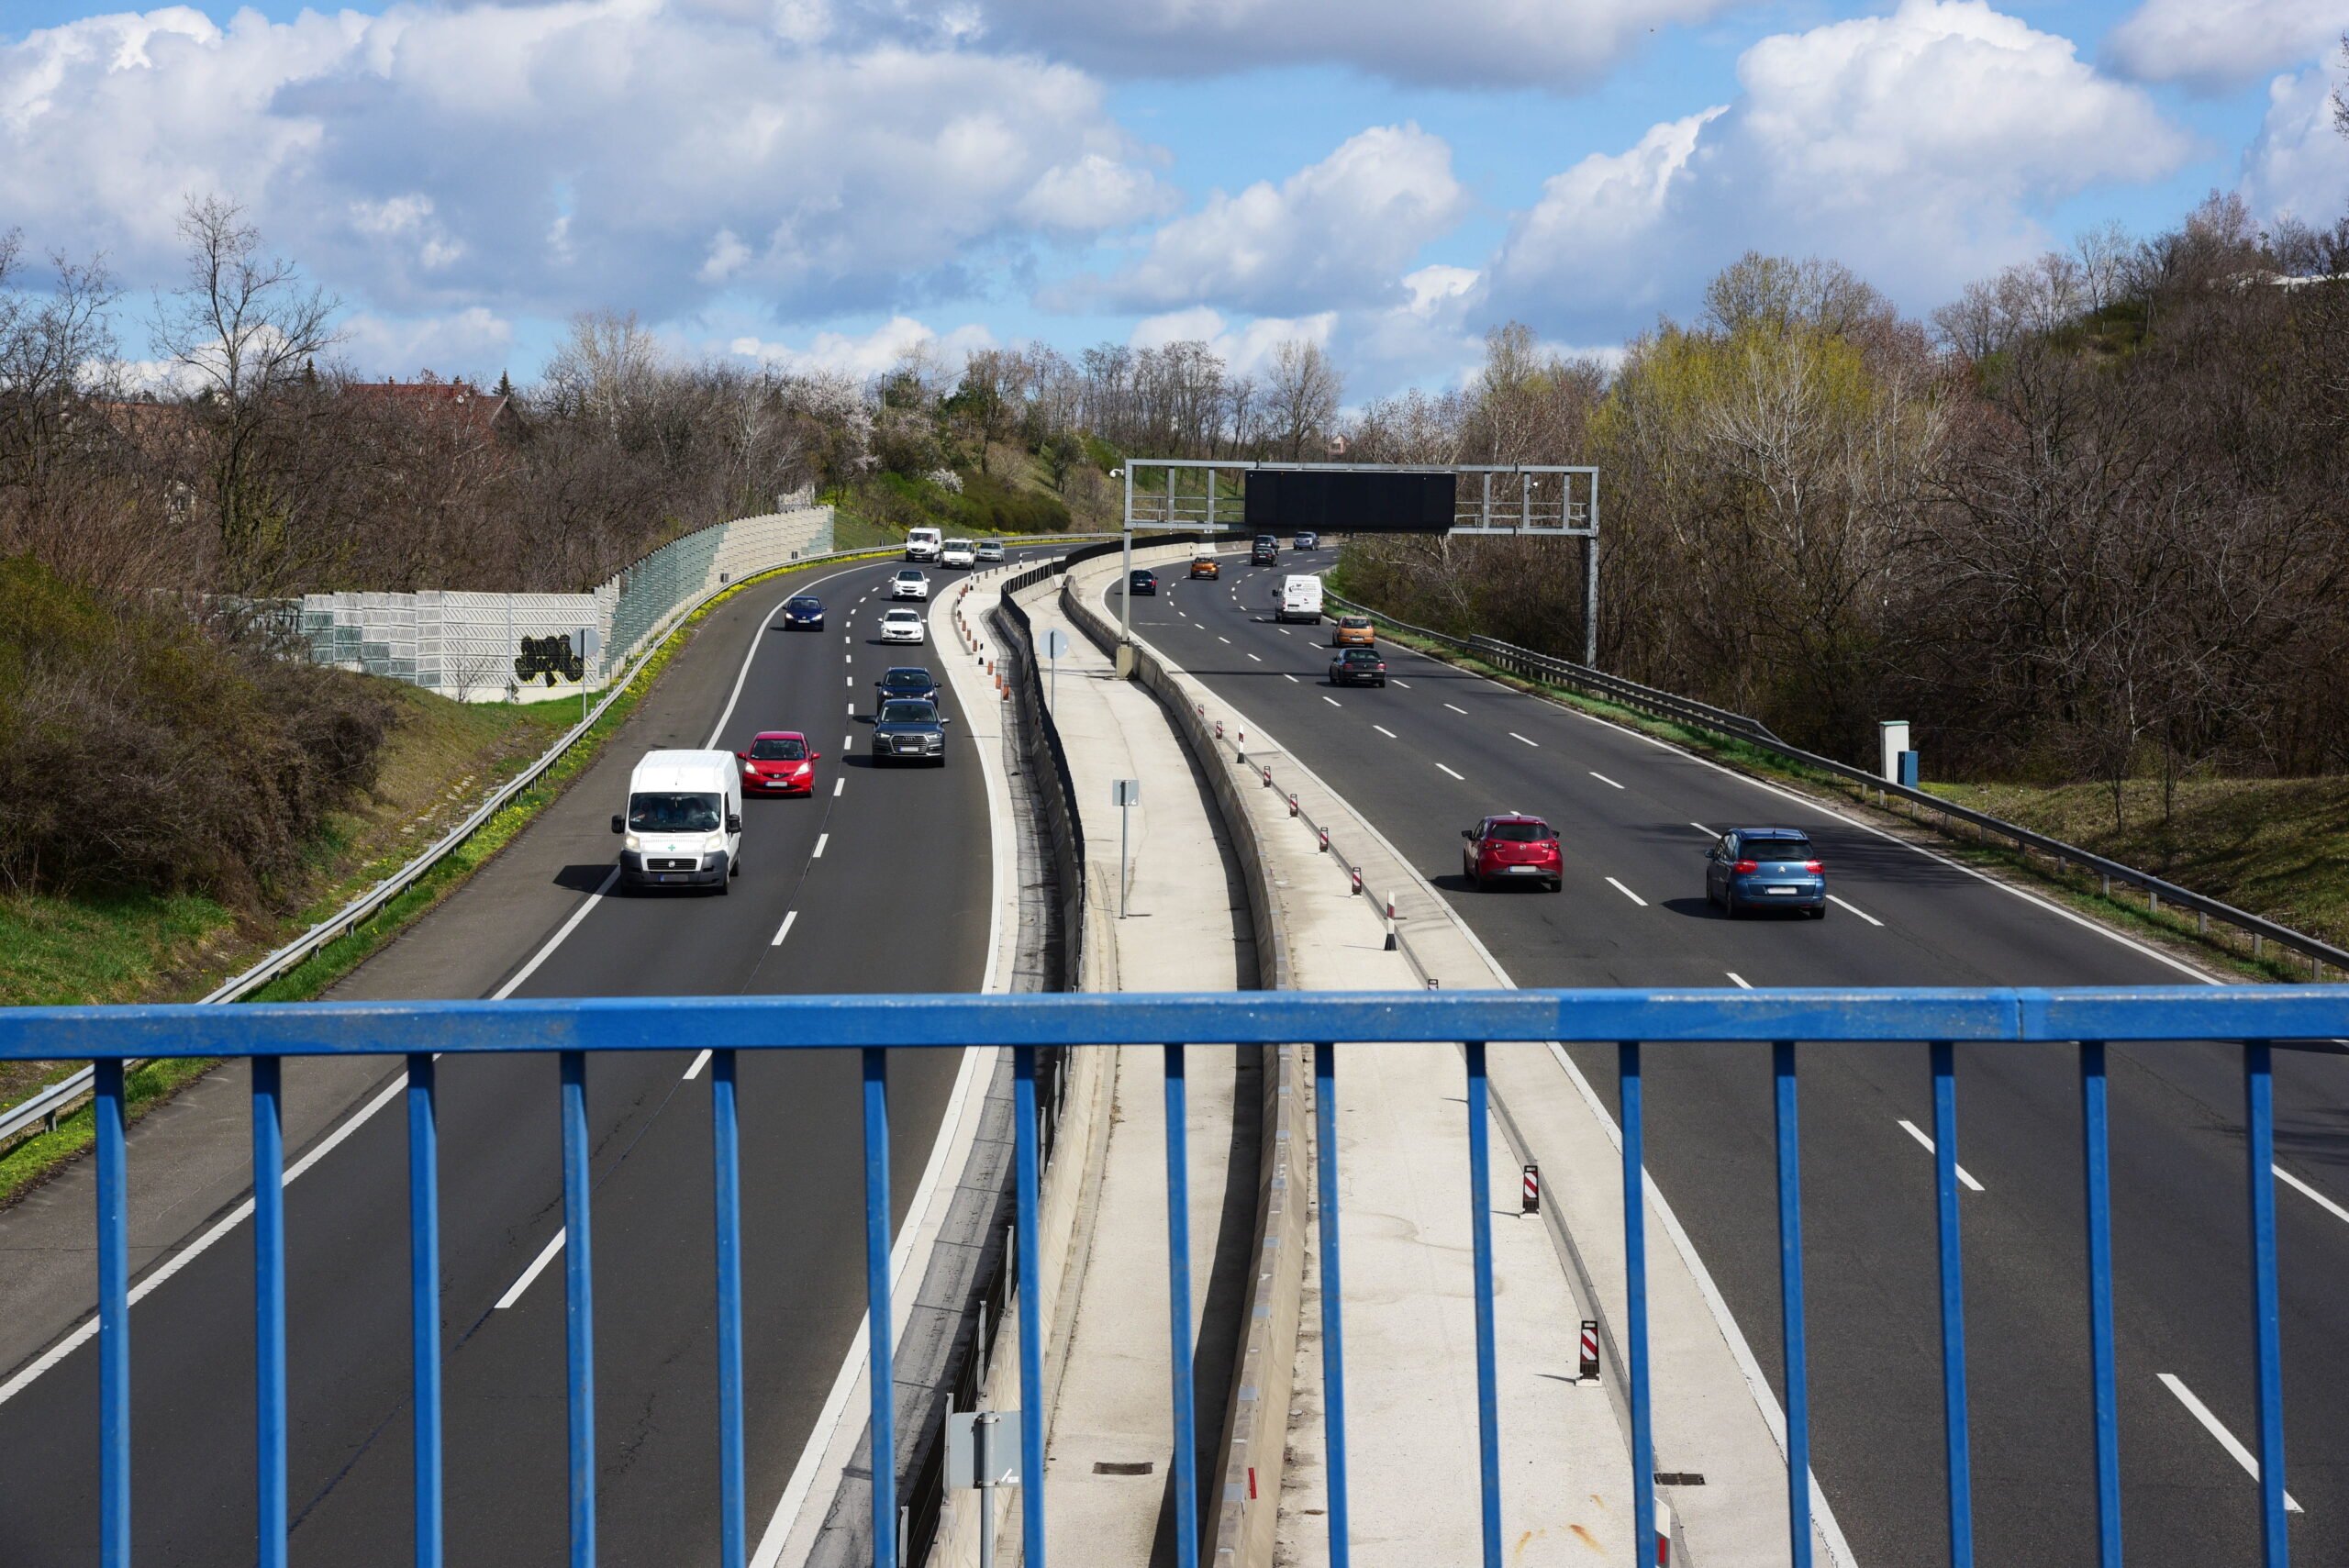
[612,750,741,894]
[905,527,942,562]
[940,538,975,569]
[1275,574,1324,624]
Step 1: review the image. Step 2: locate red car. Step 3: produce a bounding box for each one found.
[1460,815,1563,891]
[738,731,819,795]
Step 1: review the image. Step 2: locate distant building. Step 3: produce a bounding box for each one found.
[342,373,520,442]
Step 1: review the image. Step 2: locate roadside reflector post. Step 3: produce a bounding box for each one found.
[1383,896,1397,951]
[1578,1320,1599,1383]
[1319,826,1330,853]
[1350,865,1362,896]
[1288,793,1299,817]
[1521,1163,1540,1213]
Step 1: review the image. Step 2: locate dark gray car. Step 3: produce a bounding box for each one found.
[874,666,940,706]
[872,698,951,764]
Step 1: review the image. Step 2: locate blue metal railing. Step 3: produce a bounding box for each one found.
[2,985,2336,1568]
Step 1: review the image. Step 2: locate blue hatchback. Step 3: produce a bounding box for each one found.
[1705,828,1826,918]
[782,595,825,629]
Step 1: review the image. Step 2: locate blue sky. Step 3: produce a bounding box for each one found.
[3,0,2343,396]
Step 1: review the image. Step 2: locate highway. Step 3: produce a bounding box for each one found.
[1119,550,2349,1568]
[0,548,1048,1567]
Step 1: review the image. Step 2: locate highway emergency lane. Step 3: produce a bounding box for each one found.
[0,549,1049,1568]
[1131,552,2349,1568]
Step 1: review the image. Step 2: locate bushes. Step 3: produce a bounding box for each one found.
[0,556,396,903]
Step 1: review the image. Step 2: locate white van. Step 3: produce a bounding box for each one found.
[1275,574,1324,624]
[940,538,975,569]
[905,527,942,562]
[612,750,741,894]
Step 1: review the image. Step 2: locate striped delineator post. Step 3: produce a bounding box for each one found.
[1520,1163,1540,1213]
[1578,1320,1600,1384]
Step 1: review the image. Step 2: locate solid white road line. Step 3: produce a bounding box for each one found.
[1509,733,1540,747]
[1445,703,1468,715]
[1437,763,1465,780]
[2275,1163,2349,1227]
[1589,771,1625,789]
[1606,877,1649,907]
[495,866,621,999]
[772,910,799,948]
[1896,1120,1986,1191]
[1373,725,1397,738]
[685,1049,713,1081]
[812,833,829,858]
[495,1228,568,1309]
[1283,673,1299,683]
[2158,1374,2303,1511]
[1725,972,1753,988]
[1827,895,1884,927]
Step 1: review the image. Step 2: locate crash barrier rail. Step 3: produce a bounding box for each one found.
[1321,588,2349,981]
[0,544,924,1158]
[4,986,2331,1568]
[991,578,1089,992]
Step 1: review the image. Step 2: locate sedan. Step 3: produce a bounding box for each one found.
[1462,816,1563,892]
[1295,531,1320,550]
[872,698,951,764]
[977,539,1006,563]
[1129,569,1158,596]
[781,595,825,630]
[1329,648,1387,687]
[1705,829,1826,917]
[880,607,925,644]
[874,665,941,706]
[739,732,819,795]
[891,570,931,600]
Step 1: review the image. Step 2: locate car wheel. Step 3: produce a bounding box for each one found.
[715,873,730,896]
[1376,677,1387,687]
[1547,878,1563,893]
[1723,892,1741,918]
[1810,904,1827,919]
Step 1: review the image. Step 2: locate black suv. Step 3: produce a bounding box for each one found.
[872,699,951,764]
[1252,534,1279,565]
[1329,648,1387,687]
[874,666,940,706]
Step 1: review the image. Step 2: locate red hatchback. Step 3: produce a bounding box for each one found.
[738,731,819,795]
[1461,815,1563,891]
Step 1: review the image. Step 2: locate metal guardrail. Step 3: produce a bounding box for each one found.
[0,543,922,1155]
[1321,589,2349,980]
[2,988,2334,1568]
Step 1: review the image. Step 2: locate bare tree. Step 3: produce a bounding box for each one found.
[1264,338,1341,461]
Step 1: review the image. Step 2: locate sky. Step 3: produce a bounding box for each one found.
[3,0,2344,397]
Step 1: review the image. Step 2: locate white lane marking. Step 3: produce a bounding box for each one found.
[1219,636,1232,644]
[1279,628,1293,636]
[844,735,852,750]
[1606,877,1649,906]
[1725,972,1753,988]
[845,676,852,687]
[1827,894,1883,927]
[1509,732,1540,747]
[772,909,799,948]
[1247,653,1262,662]
[495,1228,568,1309]
[1896,1120,1986,1191]
[1436,763,1465,780]
[1284,674,1300,683]
[1373,725,1397,738]
[2158,1374,2303,1511]
[1691,822,1718,837]
[707,560,877,746]
[2275,1164,2349,1227]
[1589,771,1625,789]
[495,866,621,999]
[843,653,852,663]
[812,833,829,858]
[832,777,844,797]
[1323,695,1341,707]
[1391,679,1410,688]
[1445,703,1468,715]
[846,702,854,716]
[685,1049,713,1081]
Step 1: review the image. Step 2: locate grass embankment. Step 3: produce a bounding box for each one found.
[1357,618,2342,983]
[0,551,898,1204]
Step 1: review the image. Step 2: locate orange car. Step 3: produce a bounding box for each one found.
[1331,614,1375,648]
[1189,555,1220,579]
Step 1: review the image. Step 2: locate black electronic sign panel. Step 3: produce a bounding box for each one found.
[1242,470,1456,533]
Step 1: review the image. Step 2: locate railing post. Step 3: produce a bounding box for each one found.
[1163,1043,1200,1568]
[1930,1042,1973,1568]
[96,1057,130,1568]
[2245,1041,2288,1568]
[712,1050,747,1568]
[1774,1040,1812,1568]
[561,1051,596,1568]
[253,1055,288,1568]
[1464,1042,1504,1568]
[407,1052,444,1568]
[2078,1043,2122,1568]
[1312,1045,1352,1568]
[863,1047,899,1568]
[1013,1047,1047,1567]
[1619,1042,1654,1568]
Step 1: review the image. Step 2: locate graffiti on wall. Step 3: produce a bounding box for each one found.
[515,634,587,686]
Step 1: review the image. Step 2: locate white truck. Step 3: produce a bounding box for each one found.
[1275,574,1324,624]
[905,527,942,562]
[611,750,741,894]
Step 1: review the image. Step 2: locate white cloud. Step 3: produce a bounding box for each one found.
[1074,124,1468,315]
[896,0,1758,92]
[2104,0,2349,95]
[338,306,518,378]
[0,1,1161,317]
[1492,1,2191,337]
[729,315,998,379]
[2242,66,2349,225]
[1128,306,1338,379]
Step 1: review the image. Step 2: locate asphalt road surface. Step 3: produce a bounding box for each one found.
[1120,550,2349,1568]
[0,548,1052,1567]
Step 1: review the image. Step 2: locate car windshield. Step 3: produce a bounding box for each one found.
[1341,617,1371,628]
[880,701,938,724]
[897,570,922,580]
[946,539,971,550]
[883,669,931,686]
[629,792,722,831]
[1486,821,1554,842]
[885,609,919,620]
[748,738,806,761]
[1742,838,1815,861]
[788,597,821,611]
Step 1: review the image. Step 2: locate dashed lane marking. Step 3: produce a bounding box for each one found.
[1827,895,1883,927]
[1726,972,1753,989]
[1589,771,1625,789]
[1509,733,1539,747]
[1374,725,1397,738]
[833,778,844,797]
[2158,1374,2303,1512]
[1605,877,1648,906]
[1896,1120,1985,1191]
[772,909,799,948]
[685,1050,713,1080]
[1248,653,1262,662]
[1284,674,1300,683]
[1445,703,1468,715]
[812,833,829,859]
[1323,696,1341,707]
[1436,763,1464,780]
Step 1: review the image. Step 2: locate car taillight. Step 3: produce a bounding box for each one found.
[1733,860,1758,873]
[1804,861,1823,873]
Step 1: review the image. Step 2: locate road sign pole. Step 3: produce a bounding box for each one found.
[1113,780,1141,917]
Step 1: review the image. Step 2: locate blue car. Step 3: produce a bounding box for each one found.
[874,666,940,706]
[1705,828,1826,917]
[782,595,825,629]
